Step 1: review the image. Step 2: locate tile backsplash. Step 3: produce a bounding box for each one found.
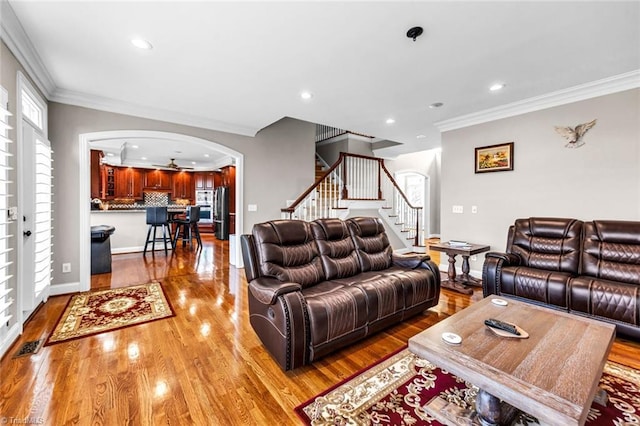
[144,192,169,206]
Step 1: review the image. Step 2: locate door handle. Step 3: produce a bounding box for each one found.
[24,230,32,237]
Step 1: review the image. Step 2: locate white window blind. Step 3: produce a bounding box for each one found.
[33,137,52,296]
[0,86,15,334]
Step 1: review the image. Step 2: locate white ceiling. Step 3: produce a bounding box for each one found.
[4,1,640,159]
[90,137,233,170]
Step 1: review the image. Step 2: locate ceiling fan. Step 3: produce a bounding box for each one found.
[152,158,194,170]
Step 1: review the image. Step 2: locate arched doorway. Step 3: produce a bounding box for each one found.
[78,130,244,291]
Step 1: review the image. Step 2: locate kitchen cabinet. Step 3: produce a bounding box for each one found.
[90,150,103,199]
[222,165,235,216]
[144,169,171,189]
[194,171,215,190]
[102,165,116,199]
[115,167,143,199]
[172,171,194,200]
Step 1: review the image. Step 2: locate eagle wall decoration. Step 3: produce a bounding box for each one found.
[554,119,597,148]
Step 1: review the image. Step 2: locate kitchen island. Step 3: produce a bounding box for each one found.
[90,207,186,253]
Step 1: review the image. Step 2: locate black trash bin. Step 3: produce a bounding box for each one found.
[91,225,116,275]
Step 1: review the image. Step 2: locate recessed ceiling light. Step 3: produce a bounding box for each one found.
[204,154,210,158]
[416,134,427,139]
[300,91,313,100]
[130,144,139,149]
[386,118,395,125]
[141,157,147,160]
[191,161,197,165]
[106,153,114,157]
[489,83,506,92]
[131,38,153,50]
[429,102,444,109]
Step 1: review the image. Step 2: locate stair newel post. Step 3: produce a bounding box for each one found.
[415,207,421,247]
[377,158,383,200]
[341,153,349,199]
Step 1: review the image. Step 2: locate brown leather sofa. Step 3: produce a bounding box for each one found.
[483,217,640,340]
[241,217,441,370]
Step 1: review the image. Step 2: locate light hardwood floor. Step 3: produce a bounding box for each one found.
[1,234,638,425]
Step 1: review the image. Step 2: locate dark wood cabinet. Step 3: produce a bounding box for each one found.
[194,171,215,190]
[115,167,143,199]
[102,166,116,199]
[222,166,235,209]
[144,169,171,189]
[172,171,194,200]
[90,150,103,199]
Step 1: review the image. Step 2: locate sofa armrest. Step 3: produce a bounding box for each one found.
[392,253,431,269]
[482,252,521,297]
[248,277,302,305]
[392,253,441,289]
[485,251,520,265]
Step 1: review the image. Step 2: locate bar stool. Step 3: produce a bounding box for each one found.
[144,206,173,255]
[173,205,202,248]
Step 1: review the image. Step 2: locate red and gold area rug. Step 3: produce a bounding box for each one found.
[296,348,640,425]
[46,282,174,345]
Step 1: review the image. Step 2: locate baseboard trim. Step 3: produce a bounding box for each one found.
[49,282,81,296]
[0,323,22,360]
[112,246,173,254]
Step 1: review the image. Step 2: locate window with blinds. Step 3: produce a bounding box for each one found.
[0,86,16,345]
[33,137,52,297]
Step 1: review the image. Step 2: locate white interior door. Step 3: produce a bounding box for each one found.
[20,122,52,317]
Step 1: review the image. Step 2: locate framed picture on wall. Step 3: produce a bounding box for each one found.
[474,142,514,173]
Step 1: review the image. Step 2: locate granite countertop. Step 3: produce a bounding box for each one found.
[92,204,188,212]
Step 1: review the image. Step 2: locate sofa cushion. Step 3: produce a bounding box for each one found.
[499,266,573,308]
[251,220,324,288]
[330,271,405,323]
[582,221,640,283]
[330,266,437,321]
[348,217,393,272]
[302,281,368,347]
[510,218,582,275]
[312,218,362,280]
[384,266,439,309]
[569,277,639,327]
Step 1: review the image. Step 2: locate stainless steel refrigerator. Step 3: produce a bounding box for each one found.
[213,186,229,240]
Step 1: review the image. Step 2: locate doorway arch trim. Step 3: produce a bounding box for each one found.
[78,130,244,292]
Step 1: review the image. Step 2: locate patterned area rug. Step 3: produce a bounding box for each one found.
[296,348,640,425]
[46,282,174,345]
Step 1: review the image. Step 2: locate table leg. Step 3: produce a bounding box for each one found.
[447,253,457,281]
[441,253,473,295]
[476,389,519,426]
[476,389,500,426]
[459,255,482,287]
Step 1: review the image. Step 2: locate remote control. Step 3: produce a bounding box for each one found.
[484,318,520,335]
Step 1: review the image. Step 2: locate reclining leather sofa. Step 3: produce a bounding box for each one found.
[483,217,640,340]
[241,217,441,370]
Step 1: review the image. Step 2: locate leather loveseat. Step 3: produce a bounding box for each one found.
[483,217,640,340]
[241,217,441,370]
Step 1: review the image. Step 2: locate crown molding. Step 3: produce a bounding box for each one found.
[0,0,55,98]
[51,88,259,137]
[435,70,640,132]
[1,0,258,137]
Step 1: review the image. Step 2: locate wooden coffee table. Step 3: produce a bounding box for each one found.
[408,297,615,426]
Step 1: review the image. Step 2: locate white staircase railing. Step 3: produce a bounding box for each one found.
[282,152,423,246]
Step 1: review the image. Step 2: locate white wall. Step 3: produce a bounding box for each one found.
[440,88,640,275]
[49,103,316,288]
